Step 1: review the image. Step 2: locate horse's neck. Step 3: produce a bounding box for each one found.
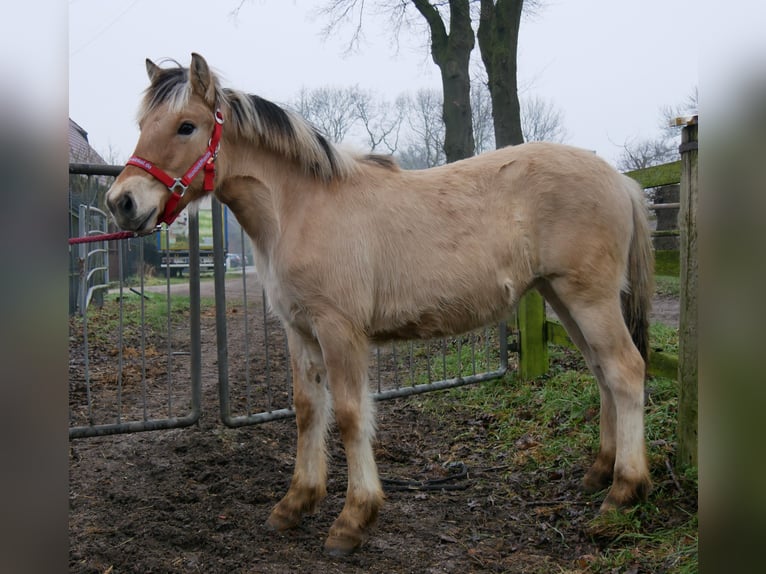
[216,173,280,262]
[216,143,302,268]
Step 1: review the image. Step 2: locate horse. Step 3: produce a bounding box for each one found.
[105,53,654,555]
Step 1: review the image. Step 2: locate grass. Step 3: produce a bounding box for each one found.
[654,250,680,277]
[650,322,679,355]
[72,291,215,346]
[415,326,697,573]
[655,275,681,298]
[111,268,243,289]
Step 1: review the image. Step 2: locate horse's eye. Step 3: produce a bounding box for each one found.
[177,122,196,136]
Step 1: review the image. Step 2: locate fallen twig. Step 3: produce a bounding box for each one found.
[665,457,683,495]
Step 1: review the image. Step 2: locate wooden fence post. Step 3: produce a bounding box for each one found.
[518,290,548,379]
[676,117,698,468]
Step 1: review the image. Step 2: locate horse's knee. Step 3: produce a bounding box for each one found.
[334,402,361,441]
[334,390,376,444]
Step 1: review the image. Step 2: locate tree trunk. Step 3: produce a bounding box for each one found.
[412,0,475,162]
[477,0,524,147]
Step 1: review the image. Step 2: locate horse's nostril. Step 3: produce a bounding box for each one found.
[118,193,135,215]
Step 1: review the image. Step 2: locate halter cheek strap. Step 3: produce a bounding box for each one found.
[126,109,224,226]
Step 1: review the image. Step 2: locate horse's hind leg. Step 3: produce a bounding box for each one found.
[266,330,331,531]
[537,281,616,493]
[545,278,652,510]
[314,316,383,555]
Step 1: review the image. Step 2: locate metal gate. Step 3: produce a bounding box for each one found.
[210,199,510,428]
[68,168,510,438]
[68,164,201,439]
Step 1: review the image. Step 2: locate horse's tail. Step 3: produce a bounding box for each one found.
[621,175,654,367]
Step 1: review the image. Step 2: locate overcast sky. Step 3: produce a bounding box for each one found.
[68,1,706,165]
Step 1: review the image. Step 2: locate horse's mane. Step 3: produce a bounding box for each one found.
[138,63,398,182]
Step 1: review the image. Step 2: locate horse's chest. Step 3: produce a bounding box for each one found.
[259,271,314,337]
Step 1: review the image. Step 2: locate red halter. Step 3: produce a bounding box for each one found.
[125,109,224,226]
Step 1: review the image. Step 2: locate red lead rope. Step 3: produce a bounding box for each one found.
[68,230,152,245]
[68,109,224,246]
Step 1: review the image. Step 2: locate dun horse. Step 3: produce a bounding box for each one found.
[106,54,654,555]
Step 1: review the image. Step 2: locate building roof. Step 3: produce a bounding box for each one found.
[69,119,106,164]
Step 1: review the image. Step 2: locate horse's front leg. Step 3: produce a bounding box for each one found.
[317,319,384,555]
[266,331,331,531]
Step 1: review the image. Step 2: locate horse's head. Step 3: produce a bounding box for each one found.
[106,53,221,232]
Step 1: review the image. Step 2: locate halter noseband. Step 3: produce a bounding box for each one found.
[125,109,224,226]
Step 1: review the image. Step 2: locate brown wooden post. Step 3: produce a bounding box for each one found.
[676,117,698,468]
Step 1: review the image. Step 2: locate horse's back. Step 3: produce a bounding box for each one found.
[280,142,639,339]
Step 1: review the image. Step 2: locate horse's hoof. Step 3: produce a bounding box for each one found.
[582,469,611,494]
[324,533,362,557]
[265,508,301,532]
[599,473,652,512]
[582,456,615,494]
[598,498,619,514]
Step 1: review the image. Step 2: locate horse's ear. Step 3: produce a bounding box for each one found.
[190,53,217,107]
[145,59,160,82]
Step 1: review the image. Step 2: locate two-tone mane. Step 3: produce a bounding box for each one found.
[138,62,396,182]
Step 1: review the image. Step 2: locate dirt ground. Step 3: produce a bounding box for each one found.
[69,273,681,573]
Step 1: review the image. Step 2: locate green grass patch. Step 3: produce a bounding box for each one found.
[586,507,698,573]
[650,322,679,355]
[414,327,696,573]
[654,250,680,277]
[72,292,215,345]
[655,275,680,297]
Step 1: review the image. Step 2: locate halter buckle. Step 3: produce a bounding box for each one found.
[169,178,188,195]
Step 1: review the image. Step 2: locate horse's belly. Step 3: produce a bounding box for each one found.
[369,298,510,342]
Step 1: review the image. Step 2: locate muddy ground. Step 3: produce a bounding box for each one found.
[69,273,681,573]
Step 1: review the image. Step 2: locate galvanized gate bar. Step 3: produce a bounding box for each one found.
[372,323,508,402]
[212,196,234,425]
[68,164,202,439]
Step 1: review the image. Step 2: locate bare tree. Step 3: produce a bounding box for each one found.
[411,0,475,161]
[659,86,699,140]
[319,0,546,160]
[471,73,496,154]
[355,92,406,153]
[521,95,567,143]
[472,75,567,150]
[319,0,476,162]
[616,137,679,171]
[291,85,362,143]
[477,0,525,147]
[397,88,446,169]
[617,88,698,171]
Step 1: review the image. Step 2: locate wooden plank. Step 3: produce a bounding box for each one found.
[625,160,682,189]
[545,320,576,349]
[676,122,699,469]
[517,290,548,379]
